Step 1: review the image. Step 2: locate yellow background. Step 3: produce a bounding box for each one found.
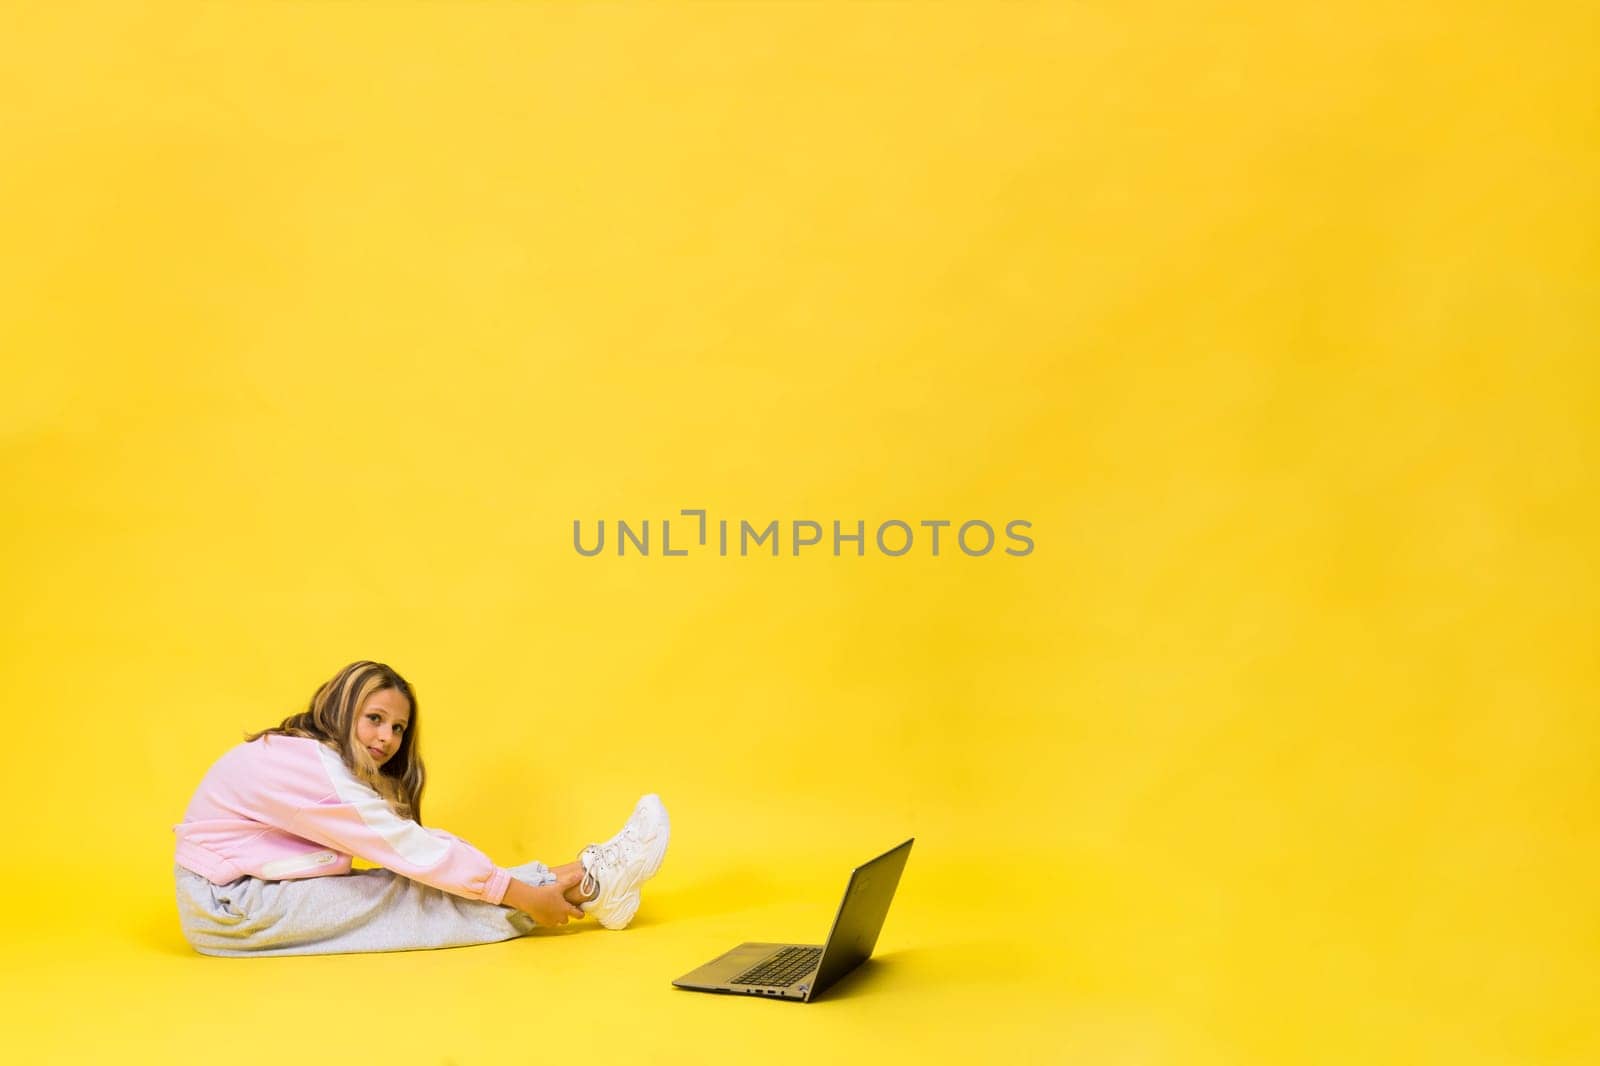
[2,2,1595,1062]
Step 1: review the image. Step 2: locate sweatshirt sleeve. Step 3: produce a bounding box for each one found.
[285,743,513,906]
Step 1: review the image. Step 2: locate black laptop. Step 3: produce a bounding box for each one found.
[671,839,912,1002]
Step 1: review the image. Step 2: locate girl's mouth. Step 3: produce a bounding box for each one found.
[367,747,385,760]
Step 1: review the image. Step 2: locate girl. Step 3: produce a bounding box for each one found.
[173,660,669,957]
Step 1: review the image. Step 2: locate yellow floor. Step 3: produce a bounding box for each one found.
[6,821,1594,1065]
[12,846,1081,1064]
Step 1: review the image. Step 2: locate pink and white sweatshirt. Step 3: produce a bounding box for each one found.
[173,734,512,906]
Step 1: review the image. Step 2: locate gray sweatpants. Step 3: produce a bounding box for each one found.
[174,861,558,957]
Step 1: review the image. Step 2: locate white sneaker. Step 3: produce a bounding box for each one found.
[579,794,670,930]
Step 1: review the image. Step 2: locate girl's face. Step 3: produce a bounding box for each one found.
[355,686,411,768]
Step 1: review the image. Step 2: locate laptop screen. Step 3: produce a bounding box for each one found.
[811,838,914,996]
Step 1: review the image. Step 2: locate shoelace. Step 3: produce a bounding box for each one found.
[580,812,658,901]
[580,841,625,900]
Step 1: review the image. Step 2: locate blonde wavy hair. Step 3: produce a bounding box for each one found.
[245,660,426,823]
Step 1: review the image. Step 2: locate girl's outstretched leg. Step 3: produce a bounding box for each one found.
[174,862,552,957]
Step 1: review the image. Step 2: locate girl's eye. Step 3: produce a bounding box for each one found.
[393,724,405,733]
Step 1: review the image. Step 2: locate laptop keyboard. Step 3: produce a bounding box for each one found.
[731,946,822,987]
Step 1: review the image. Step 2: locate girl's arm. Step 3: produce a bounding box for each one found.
[285,744,516,904]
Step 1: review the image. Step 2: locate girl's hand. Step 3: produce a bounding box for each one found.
[505,869,587,927]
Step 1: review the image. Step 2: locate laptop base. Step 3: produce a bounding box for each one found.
[672,941,819,1001]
